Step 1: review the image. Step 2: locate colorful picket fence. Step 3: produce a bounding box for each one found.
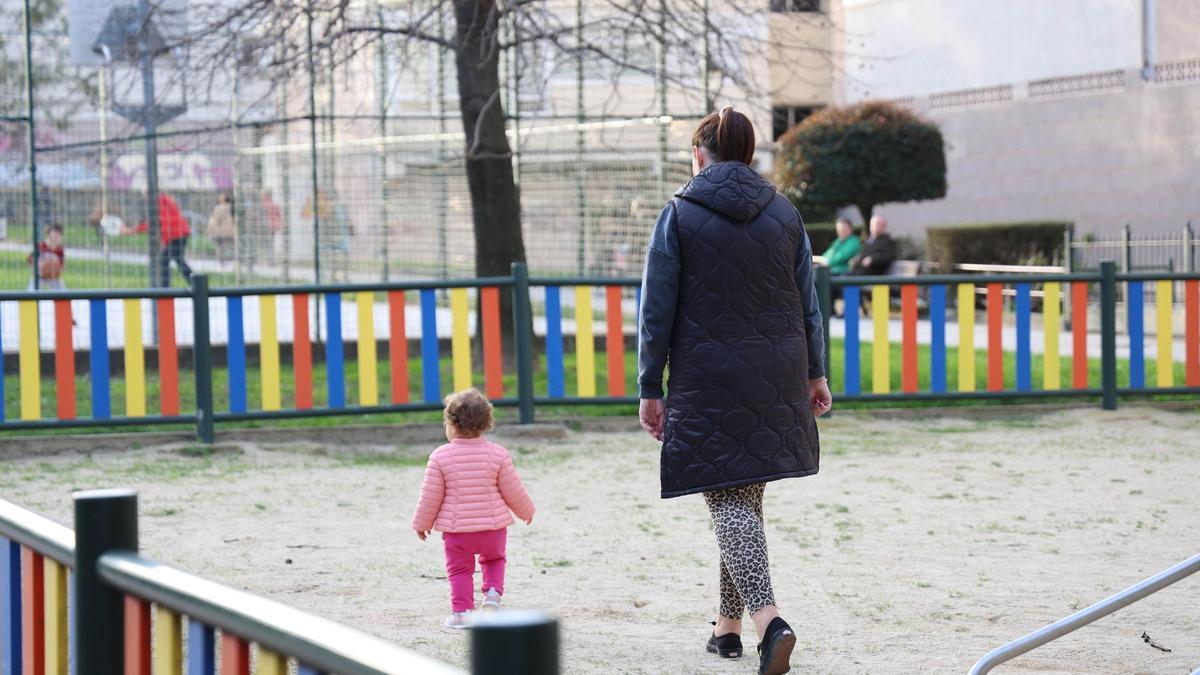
[1,492,552,674]
[828,268,1200,401]
[533,281,638,401]
[2,264,1198,440]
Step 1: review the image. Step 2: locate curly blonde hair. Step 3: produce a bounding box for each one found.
[443,389,494,437]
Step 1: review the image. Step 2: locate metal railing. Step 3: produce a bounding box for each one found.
[1,490,559,674]
[969,552,1200,674]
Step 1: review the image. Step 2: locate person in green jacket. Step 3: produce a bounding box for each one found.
[821,217,861,275]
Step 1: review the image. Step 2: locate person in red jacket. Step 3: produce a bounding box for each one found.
[130,192,193,286]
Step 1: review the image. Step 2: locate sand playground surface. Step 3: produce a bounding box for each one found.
[2,406,1198,674]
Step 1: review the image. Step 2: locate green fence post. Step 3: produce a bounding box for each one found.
[816,265,833,417]
[74,489,138,672]
[191,275,215,442]
[1099,261,1118,411]
[511,262,536,424]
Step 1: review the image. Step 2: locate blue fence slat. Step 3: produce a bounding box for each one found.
[89,299,111,419]
[186,620,216,675]
[325,293,345,408]
[930,285,947,393]
[544,286,565,398]
[843,285,860,395]
[1128,281,1144,388]
[1015,283,1032,391]
[297,667,324,675]
[419,289,440,403]
[2,537,20,675]
[227,297,247,413]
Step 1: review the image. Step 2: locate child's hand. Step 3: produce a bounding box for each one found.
[416,529,430,541]
[524,516,533,525]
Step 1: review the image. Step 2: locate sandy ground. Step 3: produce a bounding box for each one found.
[2,406,1199,674]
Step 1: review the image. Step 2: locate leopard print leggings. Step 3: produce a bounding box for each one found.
[703,483,776,618]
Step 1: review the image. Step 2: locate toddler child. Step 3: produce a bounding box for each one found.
[412,389,535,629]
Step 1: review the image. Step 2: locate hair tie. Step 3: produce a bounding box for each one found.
[719,105,734,120]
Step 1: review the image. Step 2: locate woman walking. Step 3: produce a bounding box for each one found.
[637,106,831,675]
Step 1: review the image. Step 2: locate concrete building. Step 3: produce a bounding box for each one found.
[814,0,1200,237]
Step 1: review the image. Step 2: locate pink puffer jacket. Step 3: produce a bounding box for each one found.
[411,436,535,533]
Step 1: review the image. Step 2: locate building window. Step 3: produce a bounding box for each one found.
[770,0,821,12]
[772,106,816,140]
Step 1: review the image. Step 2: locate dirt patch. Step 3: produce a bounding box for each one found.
[3,407,1199,673]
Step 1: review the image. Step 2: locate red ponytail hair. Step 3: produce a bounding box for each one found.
[691,105,755,165]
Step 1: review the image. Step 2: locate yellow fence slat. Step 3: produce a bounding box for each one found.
[154,605,182,675]
[575,287,596,397]
[43,557,68,675]
[124,298,146,417]
[260,295,281,411]
[449,288,471,392]
[357,291,379,405]
[957,284,976,392]
[872,285,890,394]
[257,647,287,675]
[1156,280,1174,387]
[1043,282,1061,390]
[18,300,40,420]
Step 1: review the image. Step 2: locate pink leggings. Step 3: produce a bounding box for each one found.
[443,529,507,612]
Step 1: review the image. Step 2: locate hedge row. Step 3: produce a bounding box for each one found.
[925,221,1072,268]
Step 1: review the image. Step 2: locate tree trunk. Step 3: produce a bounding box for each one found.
[857,203,874,225]
[453,0,526,368]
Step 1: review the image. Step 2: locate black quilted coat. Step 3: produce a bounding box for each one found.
[654,163,821,498]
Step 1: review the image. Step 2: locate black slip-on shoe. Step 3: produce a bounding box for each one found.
[756,617,796,675]
[706,631,743,658]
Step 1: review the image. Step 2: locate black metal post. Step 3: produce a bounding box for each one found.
[816,264,833,417]
[470,610,558,675]
[306,0,322,339]
[22,0,39,291]
[1099,261,1118,410]
[511,262,535,424]
[138,0,162,289]
[74,489,138,672]
[192,275,215,442]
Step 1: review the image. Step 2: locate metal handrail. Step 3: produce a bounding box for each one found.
[206,275,516,297]
[0,498,74,566]
[0,287,188,301]
[830,272,1101,286]
[98,550,464,675]
[969,552,1200,674]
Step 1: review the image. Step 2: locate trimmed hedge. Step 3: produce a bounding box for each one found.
[926,221,1072,268]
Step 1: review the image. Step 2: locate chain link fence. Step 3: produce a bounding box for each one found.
[0,1,738,292]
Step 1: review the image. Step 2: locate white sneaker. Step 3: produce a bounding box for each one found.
[444,611,471,629]
[482,588,502,612]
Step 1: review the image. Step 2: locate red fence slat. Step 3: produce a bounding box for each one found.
[156,298,180,416]
[293,294,313,410]
[53,301,75,420]
[481,287,504,400]
[1072,282,1088,389]
[1186,280,1199,387]
[987,283,1003,392]
[605,286,625,397]
[901,285,918,393]
[219,633,250,675]
[123,596,151,675]
[20,547,45,675]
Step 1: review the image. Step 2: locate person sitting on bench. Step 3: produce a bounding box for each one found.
[850,215,897,276]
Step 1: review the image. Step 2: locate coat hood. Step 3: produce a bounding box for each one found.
[674,161,778,224]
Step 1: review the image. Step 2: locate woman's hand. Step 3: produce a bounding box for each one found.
[639,398,665,441]
[809,377,832,417]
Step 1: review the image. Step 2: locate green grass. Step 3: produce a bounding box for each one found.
[0,250,257,290]
[3,337,1193,437]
